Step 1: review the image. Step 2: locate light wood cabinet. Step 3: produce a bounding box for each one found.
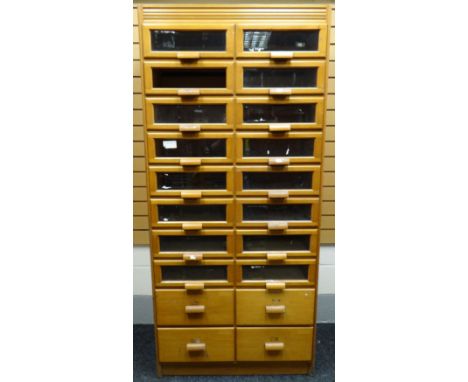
[139,3,331,376]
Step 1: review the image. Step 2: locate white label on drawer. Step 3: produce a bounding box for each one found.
[162,140,177,149]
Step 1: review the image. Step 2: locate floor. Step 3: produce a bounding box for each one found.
[134,324,335,382]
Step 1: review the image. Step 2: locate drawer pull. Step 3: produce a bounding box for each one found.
[268,190,289,199]
[181,191,202,199]
[267,253,287,261]
[269,158,289,166]
[269,123,291,132]
[270,51,293,60]
[266,281,286,290]
[268,222,288,231]
[265,305,286,314]
[185,305,205,314]
[269,88,291,96]
[265,341,284,351]
[178,88,200,97]
[183,252,203,262]
[186,343,206,352]
[183,223,203,231]
[179,124,201,132]
[180,158,201,166]
[185,282,205,290]
[177,52,200,60]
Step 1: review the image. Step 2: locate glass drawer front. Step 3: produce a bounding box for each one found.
[243,138,315,157]
[244,68,316,88]
[243,204,311,221]
[243,104,315,123]
[157,172,226,190]
[243,172,311,189]
[153,68,226,88]
[161,265,227,281]
[243,30,319,52]
[244,235,309,251]
[159,205,226,221]
[154,104,226,123]
[155,138,226,157]
[160,235,227,252]
[242,265,308,280]
[151,30,226,52]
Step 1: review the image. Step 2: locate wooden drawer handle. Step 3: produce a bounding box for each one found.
[178,88,200,97]
[268,222,288,231]
[265,305,286,314]
[270,51,293,60]
[183,223,203,231]
[265,342,284,351]
[180,158,201,166]
[268,190,288,199]
[185,282,204,290]
[181,191,202,199]
[269,88,291,96]
[179,124,201,132]
[183,252,203,262]
[185,305,205,314]
[269,158,289,166]
[177,52,200,60]
[267,253,287,261]
[269,123,291,132]
[186,343,206,352]
[266,282,285,290]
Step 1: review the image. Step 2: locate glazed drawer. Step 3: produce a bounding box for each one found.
[235,165,321,197]
[152,229,234,259]
[147,132,234,164]
[235,197,320,228]
[158,328,235,362]
[144,60,234,95]
[153,259,234,288]
[235,60,325,95]
[235,23,327,59]
[236,289,315,325]
[236,229,318,259]
[148,166,234,197]
[236,327,313,361]
[236,259,316,287]
[142,23,235,59]
[145,96,234,131]
[150,198,234,228]
[235,96,324,130]
[155,289,234,326]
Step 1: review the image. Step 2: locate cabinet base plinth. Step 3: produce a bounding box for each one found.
[160,362,312,376]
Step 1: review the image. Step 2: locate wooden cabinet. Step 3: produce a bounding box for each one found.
[139,3,331,376]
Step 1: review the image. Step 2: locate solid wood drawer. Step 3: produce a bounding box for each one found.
[142,23,235,59]
[148,166,234,197]
[236,229,318,258]
[145,96,234,131]
[147,132,234,165]
[152,229,234,259]
[158,328,235,362]
[236,289,315,325]
[235,96,324,130]
[235,165,321,197]
[144,60,234,95]
[236,327,313,361]
[155,289,234,326]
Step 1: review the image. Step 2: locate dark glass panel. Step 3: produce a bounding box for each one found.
[244,68,317,88]
[151,30,226,51]
[158,205,226,222]
[243,235,310,251]
[157,172,226,190]
[161,265,227,281]
[243,30,319,52]
[155,104,226,123]
[153,69,226,88]
[243,204,311,221]
[243,138,314,157]
[242,265,309,280]
[243,104,315,123]
[159,236,227,252]
[155,139,226,157]
[243,172,312,190]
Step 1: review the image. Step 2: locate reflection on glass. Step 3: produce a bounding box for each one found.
[155,104,226,123]
[242,265,309,280]
[243,204,311,221]
[155,139,226,157]
[158,205,226,222]
[161,265,227,280]
[153,69,226,88]
[157,172,226,190]
[243,30,319,52]
[243,138,315,157]
[243,104,315,123]
[160,235,227,252]
[243,235,310,251]
[244,68,317,88]
[243,172,312,189]
[151,30,226,52]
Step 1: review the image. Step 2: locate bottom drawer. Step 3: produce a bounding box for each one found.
[158,328,235,363]
[236,327,313,361]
